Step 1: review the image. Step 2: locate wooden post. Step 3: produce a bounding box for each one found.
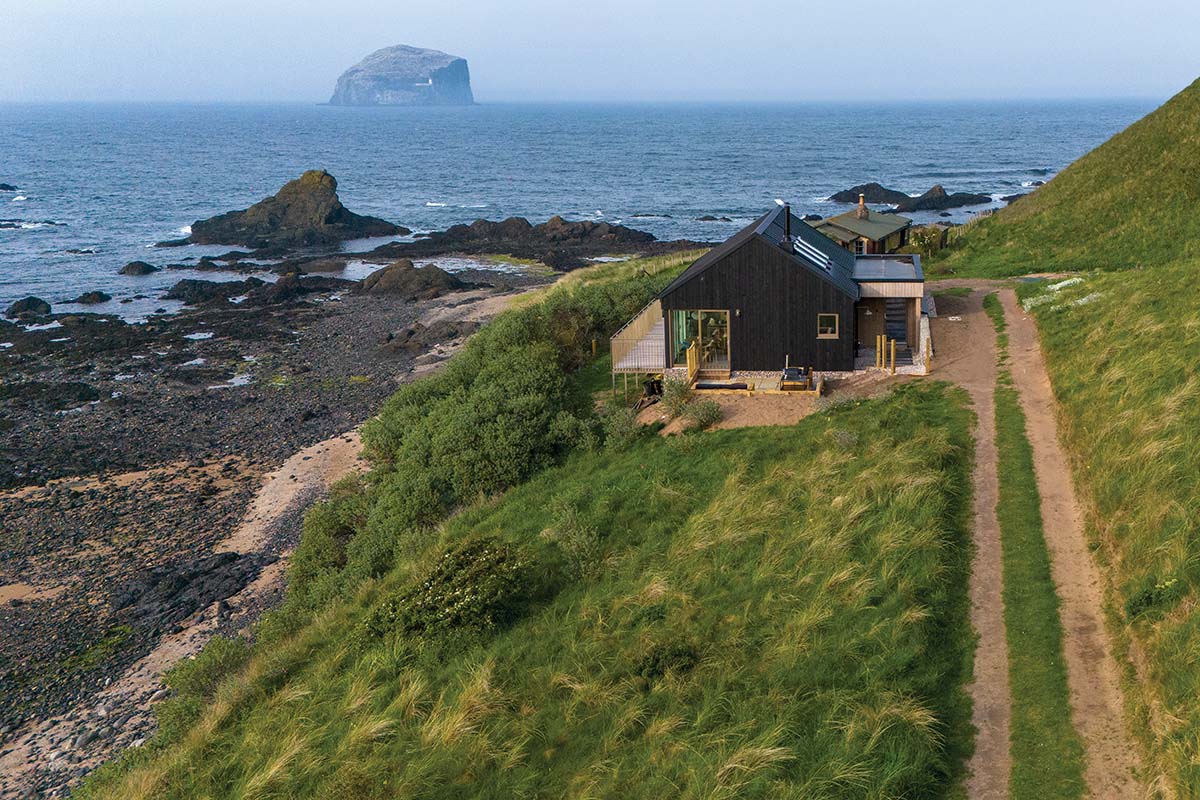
[890,339,896,375]
[875,335,881,369]
[591,338,597,357]
[925,337,932,373]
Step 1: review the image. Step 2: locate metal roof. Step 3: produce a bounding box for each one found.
[852,254,924,282]
[657,205,860,301]
[813,208,911,242]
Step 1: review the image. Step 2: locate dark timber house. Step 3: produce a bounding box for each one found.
[611,204,926,379]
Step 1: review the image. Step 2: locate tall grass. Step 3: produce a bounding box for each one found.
[1013,266,1200,794]
[983,293,1085,798]
[77,380,977,799]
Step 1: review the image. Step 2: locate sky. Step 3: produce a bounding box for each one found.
[0,0,1197,103]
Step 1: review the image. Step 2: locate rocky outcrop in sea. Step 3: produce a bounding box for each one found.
[829,182,912,205]
[329,45,474,106]
[162,170,408,249]
[892,184,992,213]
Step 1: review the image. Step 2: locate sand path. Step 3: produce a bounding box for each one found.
[999,290,1142,797]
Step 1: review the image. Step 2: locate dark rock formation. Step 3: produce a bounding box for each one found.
[119,261,160,276]
[1001,193,1029,204]
[181,170,408,249]
[70,291,112,305]
[358,259,466,300]
[243,274,357,306]
[696,215,732,222]
[6,297,51,318]
[892,185,992,213]
[329,45,474,106]
[111,551,275,631]
[369,215,661,269]
[384,318,480,354]
[0,183,17,192]
[164,278,265,305]
[829,182,912,205]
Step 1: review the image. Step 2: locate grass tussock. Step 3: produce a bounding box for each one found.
[76,381,976,799]
[932,79,1200,277]
[1013,267,1200,794]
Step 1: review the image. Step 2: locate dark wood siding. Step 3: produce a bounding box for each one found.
[659,235,856,371]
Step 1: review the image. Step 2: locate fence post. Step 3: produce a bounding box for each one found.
[592,338,597,357]
[890,339,896,375]
[925,336,932,374]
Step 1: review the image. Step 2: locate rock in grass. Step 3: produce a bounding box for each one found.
[6,296,51,318]
[119,260,160,276]
[182,170,409,249]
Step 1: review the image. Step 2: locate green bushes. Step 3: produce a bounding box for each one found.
[360,537,533,642]
[682,398,722,430]
[659,374,693,417]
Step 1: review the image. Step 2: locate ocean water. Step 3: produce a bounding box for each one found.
[0,100,1155,313]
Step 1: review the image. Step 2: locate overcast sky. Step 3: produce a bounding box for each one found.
[1,0,1197,103]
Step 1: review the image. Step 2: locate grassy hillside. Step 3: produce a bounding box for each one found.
[1014,267,1200,792]
[935,78,1200,277]
[76,252,978,799]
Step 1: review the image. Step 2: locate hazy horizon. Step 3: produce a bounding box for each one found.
[1,0,1197,103]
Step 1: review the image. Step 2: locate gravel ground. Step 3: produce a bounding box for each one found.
[0,267,550,798]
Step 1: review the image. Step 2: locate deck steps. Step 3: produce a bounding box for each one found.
[884,297,908,344]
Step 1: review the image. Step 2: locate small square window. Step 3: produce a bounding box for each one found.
[817,313,839,339]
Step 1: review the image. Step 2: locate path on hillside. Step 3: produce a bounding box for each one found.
[999,291,1143,797]
[929,288,1011,799]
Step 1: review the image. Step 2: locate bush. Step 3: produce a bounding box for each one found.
[542,496,603,579]
[360,537,533,642]
[660,375,694,418]
[682,398,722,430]
[637,640,698,684]
[600,402,642,451]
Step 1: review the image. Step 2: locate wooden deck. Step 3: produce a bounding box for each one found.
[612,302,667,374]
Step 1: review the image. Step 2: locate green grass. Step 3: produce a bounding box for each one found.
[983,294,1085,798]
[931,79,1200,277]
[76,379,978,798]
[1010,266,1200,793]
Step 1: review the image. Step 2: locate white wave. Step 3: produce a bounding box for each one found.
[11,195,27,202]
[184,331,214,340]
[180,357,206,366]
[461,204,488,209]
[0,343,12,349]
[425,201,447,207]
[178,225,192,235]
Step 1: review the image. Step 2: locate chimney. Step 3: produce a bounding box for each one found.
[855,193,868,220]
[784,203,791,240]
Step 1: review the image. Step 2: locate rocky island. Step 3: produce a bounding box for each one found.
[164,170,407,250]
[329,44,475,106]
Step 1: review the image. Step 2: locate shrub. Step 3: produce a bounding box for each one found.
[542,496,603,579]
[682,398,722,430]
[660,375,694,418]
[600,402,642,451]
[637,640,698,684]
[360,537,532,642]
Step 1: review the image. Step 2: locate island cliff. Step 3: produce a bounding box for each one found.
[329,45,475,106]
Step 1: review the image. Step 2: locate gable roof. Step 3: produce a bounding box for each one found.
[813,208,911,243]
[659,205,860,301]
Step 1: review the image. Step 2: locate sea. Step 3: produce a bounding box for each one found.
[0,99,1156,318]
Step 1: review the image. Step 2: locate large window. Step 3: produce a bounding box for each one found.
[671,310,700,365]
[817,313,839,339]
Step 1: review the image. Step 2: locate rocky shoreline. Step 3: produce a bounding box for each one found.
[0,263,551,798]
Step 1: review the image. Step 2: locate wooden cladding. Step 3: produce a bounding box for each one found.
[659,235,857,371]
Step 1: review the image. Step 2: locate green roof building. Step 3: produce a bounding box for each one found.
[811,194,912,254]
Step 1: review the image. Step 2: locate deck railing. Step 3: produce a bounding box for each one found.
[685,341,699,382]
[611,299,664,374]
